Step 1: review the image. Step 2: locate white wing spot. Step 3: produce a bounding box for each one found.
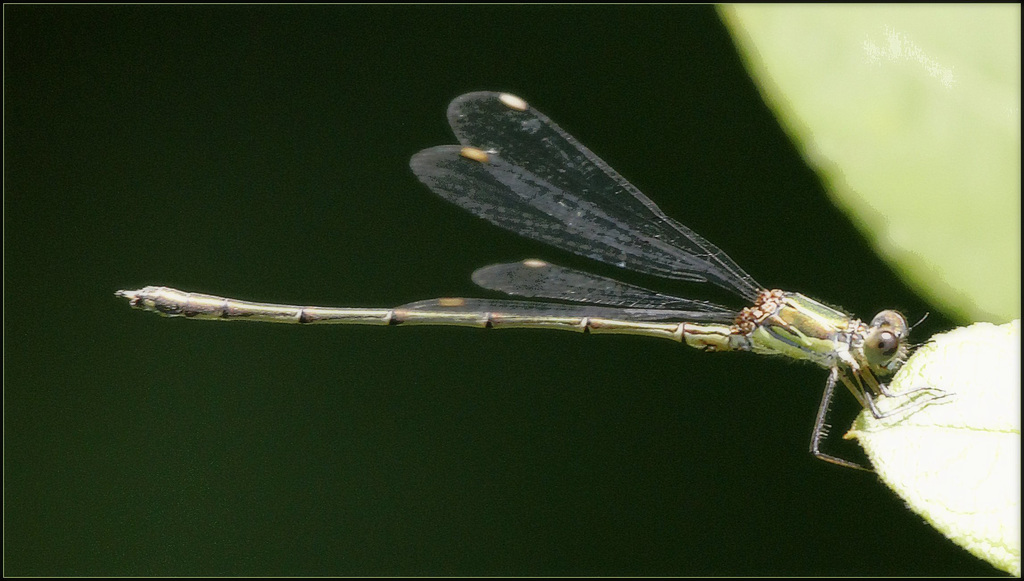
[499,93,529,111]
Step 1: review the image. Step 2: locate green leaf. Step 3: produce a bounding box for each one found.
[847,321,1021,576]
[719,5,1020,323]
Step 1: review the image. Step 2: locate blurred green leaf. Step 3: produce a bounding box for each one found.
[720,5,1020,323]
[848,320,1021,576]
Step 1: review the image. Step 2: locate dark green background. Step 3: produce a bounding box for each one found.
[6,5,998,576]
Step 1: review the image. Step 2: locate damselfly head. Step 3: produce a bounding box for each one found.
[863,309,910,371]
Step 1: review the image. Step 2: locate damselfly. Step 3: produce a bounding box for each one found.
[117,91,946,470]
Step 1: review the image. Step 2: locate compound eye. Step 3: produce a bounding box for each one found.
[864,310,909,367]
[870,310,908,332]
[867,330,900,359]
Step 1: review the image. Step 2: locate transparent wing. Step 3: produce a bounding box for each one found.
[471,259,736,320]
[409,91,763,302]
